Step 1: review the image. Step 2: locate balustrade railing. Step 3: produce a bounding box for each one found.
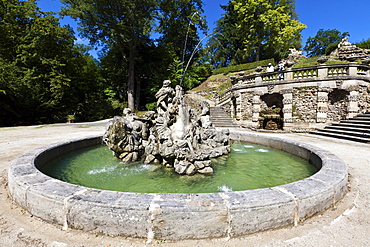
[216,63,370,106]
[327,65,348,77]
[216,90,232,106]
[231,63,370,86]
[261,72,280,82]
[293,67,318,79]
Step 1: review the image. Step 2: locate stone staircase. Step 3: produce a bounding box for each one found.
[310,113,370,143]
[210,107,239,128]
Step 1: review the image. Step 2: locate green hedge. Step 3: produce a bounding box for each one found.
[212,58,275,75]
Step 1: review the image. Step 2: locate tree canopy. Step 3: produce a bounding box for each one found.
[207,0,306,67]
[60,0,207,110]
[356,38,370,49]
[303,28,350,57]
[1,0,102,125]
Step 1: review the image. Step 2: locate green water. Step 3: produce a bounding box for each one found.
[40,142,318,193]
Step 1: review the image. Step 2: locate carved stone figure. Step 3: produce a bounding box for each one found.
[103,80,230,175]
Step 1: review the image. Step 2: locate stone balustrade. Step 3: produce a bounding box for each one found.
[231,63,369,87]
[215,63,370,131]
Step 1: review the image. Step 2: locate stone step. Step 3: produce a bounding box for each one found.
[326,125,370,133]
[210,107,239,128]
[340,120,370,125]
[310,112,370,143]
[310,130,370,143]
[210,119,236,122]
[315,128,370,138]
[331,123,370,129]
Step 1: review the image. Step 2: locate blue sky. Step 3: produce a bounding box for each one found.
[37,0,370,57]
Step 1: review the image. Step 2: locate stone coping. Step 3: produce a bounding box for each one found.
[8,133,348,241]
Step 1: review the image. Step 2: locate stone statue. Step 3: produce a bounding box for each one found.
[338,37,352,49]
[155,79,175,116]
[103,80,230,175]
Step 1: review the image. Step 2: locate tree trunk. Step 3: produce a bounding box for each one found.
[256,44,260,62]
[135,76,141,110]
[127,41,135,110]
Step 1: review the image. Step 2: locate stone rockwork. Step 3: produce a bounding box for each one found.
[286,48,306,64]
[103,80,230,176]
[331,37,370,61]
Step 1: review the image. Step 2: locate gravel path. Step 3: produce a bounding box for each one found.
[0,123,369,246]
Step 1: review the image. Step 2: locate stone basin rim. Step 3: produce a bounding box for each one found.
[7,132,348,241]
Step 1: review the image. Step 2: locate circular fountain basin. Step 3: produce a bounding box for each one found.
[40,142,318,193]
[8,132,348,241]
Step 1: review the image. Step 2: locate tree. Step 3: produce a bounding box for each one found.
[62,0,208,110]
[206,3,245,68]
[61,0,157,111]
[207,0,306,67]
[303,29,349,57]
[156,0,207,66]
[356,38,370,50]
[0,0,109,126]
[1,0,73,124]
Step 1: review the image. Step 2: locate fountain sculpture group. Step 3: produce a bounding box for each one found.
[103,80,230,175]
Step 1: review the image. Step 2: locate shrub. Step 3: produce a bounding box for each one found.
[145,102,157,111]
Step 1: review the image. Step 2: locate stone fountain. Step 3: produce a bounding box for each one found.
[7,81,348,241]
[103,80,230,175]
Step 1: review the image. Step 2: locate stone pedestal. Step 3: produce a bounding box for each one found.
[285,68,293,80]
[318,65,328,79]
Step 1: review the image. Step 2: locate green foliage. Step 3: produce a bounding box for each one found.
[156,0,207,63]
[303,29,349,57]
[212,58,274,74]
[145,102,157,111]
[181,62,212,90]
[325,43,339,55]
[291,56,348,69]
[61,0,158,110]
[216,81,233,94]
[61,0,207,111]
[207,0,306,67]
[206,3,244,67]
[0,0,116,126]
[325,60,349,65]
[167,58,184,85]
[356,38,370,49]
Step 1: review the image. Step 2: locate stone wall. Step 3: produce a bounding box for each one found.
[219,63,370,131]
[327,89,349,121]
[292,87,318,123]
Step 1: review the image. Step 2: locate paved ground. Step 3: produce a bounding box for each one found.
[0,122,369,246]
